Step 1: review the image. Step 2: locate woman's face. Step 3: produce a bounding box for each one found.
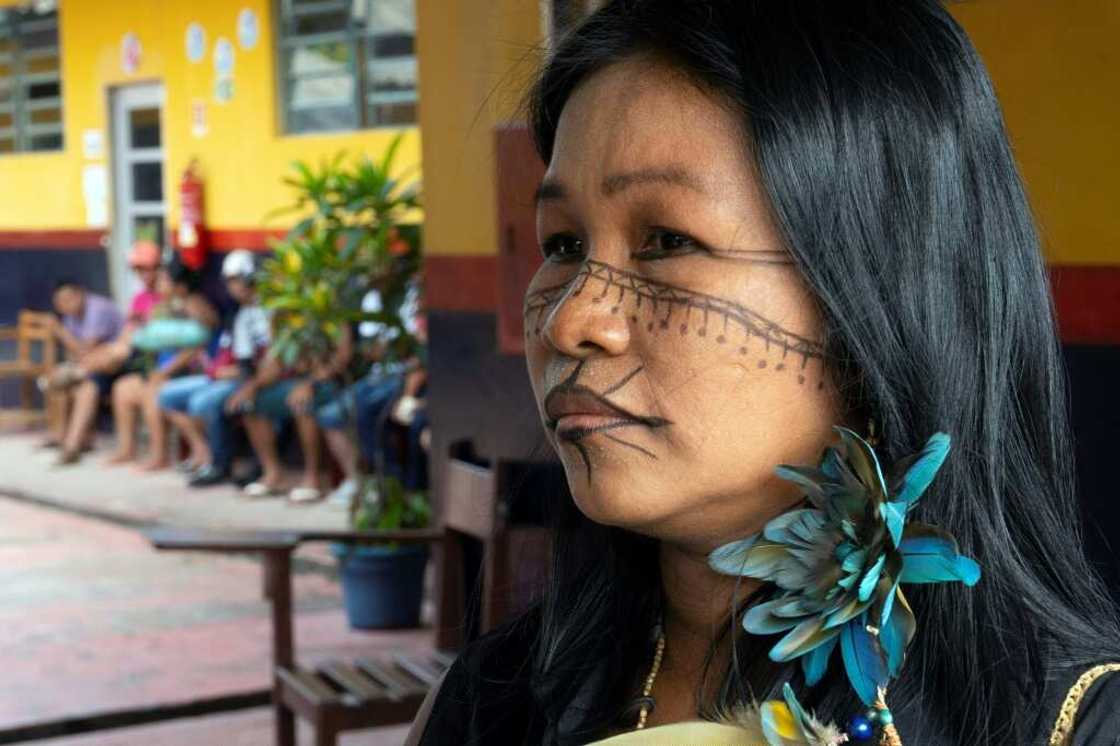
[524,57,843,549]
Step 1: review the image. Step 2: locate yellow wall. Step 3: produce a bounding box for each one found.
[953,0,1120,265]
[411,0,1118,265]
[414,0,543,257]
[0,0,420,231]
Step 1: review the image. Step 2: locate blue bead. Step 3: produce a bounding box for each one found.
[847,714,875,742]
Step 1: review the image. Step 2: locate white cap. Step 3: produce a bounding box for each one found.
[221,249,256,280]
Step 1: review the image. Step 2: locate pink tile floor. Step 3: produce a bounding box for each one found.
[0,432,432,744]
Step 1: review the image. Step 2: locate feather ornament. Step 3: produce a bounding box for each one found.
[709,428,981,706]
[716,684,849,746]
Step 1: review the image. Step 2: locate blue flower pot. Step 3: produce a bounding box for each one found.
[331,543,429,629]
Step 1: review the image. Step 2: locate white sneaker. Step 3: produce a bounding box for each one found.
[326,478,359,509]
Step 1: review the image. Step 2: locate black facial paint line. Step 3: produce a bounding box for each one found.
[601,432,658,460]
[524,260,825,372]
[557,418,661,442]
[545,383,672,432]
[574,441,593,484]
[601,364,644,397]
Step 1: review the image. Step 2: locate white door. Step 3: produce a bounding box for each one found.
[108,84,166,306]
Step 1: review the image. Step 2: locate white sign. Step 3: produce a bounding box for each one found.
[214,37,234,76]
[81,129,104,160]
[190,99,208,138]
[186,22,206,63]
[121,32,142,74]
[237,8,259,50]
[81,164,109,227]
[214,77,234,104]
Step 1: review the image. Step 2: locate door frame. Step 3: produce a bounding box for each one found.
[107,82,166,306]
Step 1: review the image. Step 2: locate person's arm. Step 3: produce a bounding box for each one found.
[155,348,199,379]
[401,363,427,398]
[224,354,282,414]
[312,325,354,382]
[51,317,86,358]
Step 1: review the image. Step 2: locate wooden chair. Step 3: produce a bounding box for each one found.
[0,311,61,430]
[144,448,554,746]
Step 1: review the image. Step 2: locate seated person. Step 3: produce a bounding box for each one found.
[46,242,162,465]
[44,280,124,457]
[106,256,217,470]
[225,332,351,504]
[158,250,270,486]
[386,362,428,491]
[317,284,427,506]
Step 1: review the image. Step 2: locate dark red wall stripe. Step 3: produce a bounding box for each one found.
[0,230,103,249]
[2,229,1117,342]
[424,255,497,312]
[1049,265,1120,345]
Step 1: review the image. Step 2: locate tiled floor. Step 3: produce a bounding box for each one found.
[0,433,431,744]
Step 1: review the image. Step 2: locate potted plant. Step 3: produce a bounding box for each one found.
[258,135,429,629]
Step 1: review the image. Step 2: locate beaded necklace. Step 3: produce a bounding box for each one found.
[633,632,666,730]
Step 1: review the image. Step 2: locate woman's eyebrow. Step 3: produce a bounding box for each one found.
[535,166,707,206]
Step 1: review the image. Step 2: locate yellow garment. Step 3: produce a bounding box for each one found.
[588,721,764,745]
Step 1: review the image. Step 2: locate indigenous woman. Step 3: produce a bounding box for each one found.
[409,1,1120,743]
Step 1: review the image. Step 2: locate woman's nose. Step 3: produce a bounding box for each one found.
[541,267,632,359]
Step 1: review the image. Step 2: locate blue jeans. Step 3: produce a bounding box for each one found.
[315,375,403,466]
[158,375,211,412]
[159,375,241,471]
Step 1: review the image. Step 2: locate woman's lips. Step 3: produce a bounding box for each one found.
[544,385,670,441]
[554,414,638,439]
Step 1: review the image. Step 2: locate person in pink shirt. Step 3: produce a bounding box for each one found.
[46,240,164,464]
[126,240,162,324]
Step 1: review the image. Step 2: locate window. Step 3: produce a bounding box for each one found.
[277,0,417,134]
[0,4,63,154]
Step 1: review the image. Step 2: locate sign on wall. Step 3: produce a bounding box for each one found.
[186,22,206,63]
[237,8,259,50]
[121,32,142,74]
[214,37,235,103]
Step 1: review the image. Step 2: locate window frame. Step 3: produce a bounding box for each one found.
[0,6,63,155]
[274,0,418,136]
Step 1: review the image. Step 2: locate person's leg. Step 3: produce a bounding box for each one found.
[185,379,241,486]
[243,413,283,489]
[60,378,104,463]
[323,429,359,480]
[291,411,322,489]
[166,409,209,465]
[404,411,429,490]
[42,391,70,447]
[355,375,404,471]
[158,376,211,468]
[105,373,143,464]
[138,377,170,470]
[241,380,296,493]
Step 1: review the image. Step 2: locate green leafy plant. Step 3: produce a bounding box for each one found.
[259,134,422,368]
[256,133,427,529]
[353,475,431,535]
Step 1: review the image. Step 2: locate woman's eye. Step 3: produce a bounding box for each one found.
[636,229,702,259]
[540,233,584,262]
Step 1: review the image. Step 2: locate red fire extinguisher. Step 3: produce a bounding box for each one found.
[176,159,208,270]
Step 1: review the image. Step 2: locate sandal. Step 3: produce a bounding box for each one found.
[242,481,285,499]
[288,486,324,505]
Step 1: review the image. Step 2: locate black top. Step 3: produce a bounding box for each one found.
[418,614,1120,745]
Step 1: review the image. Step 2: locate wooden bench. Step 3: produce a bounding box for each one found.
[144,450,554,746]
[0,310,61,431]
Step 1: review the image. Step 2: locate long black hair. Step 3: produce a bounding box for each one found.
[522,1,1120,743]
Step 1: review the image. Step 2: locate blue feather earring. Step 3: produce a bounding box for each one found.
[709,426,981,745]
